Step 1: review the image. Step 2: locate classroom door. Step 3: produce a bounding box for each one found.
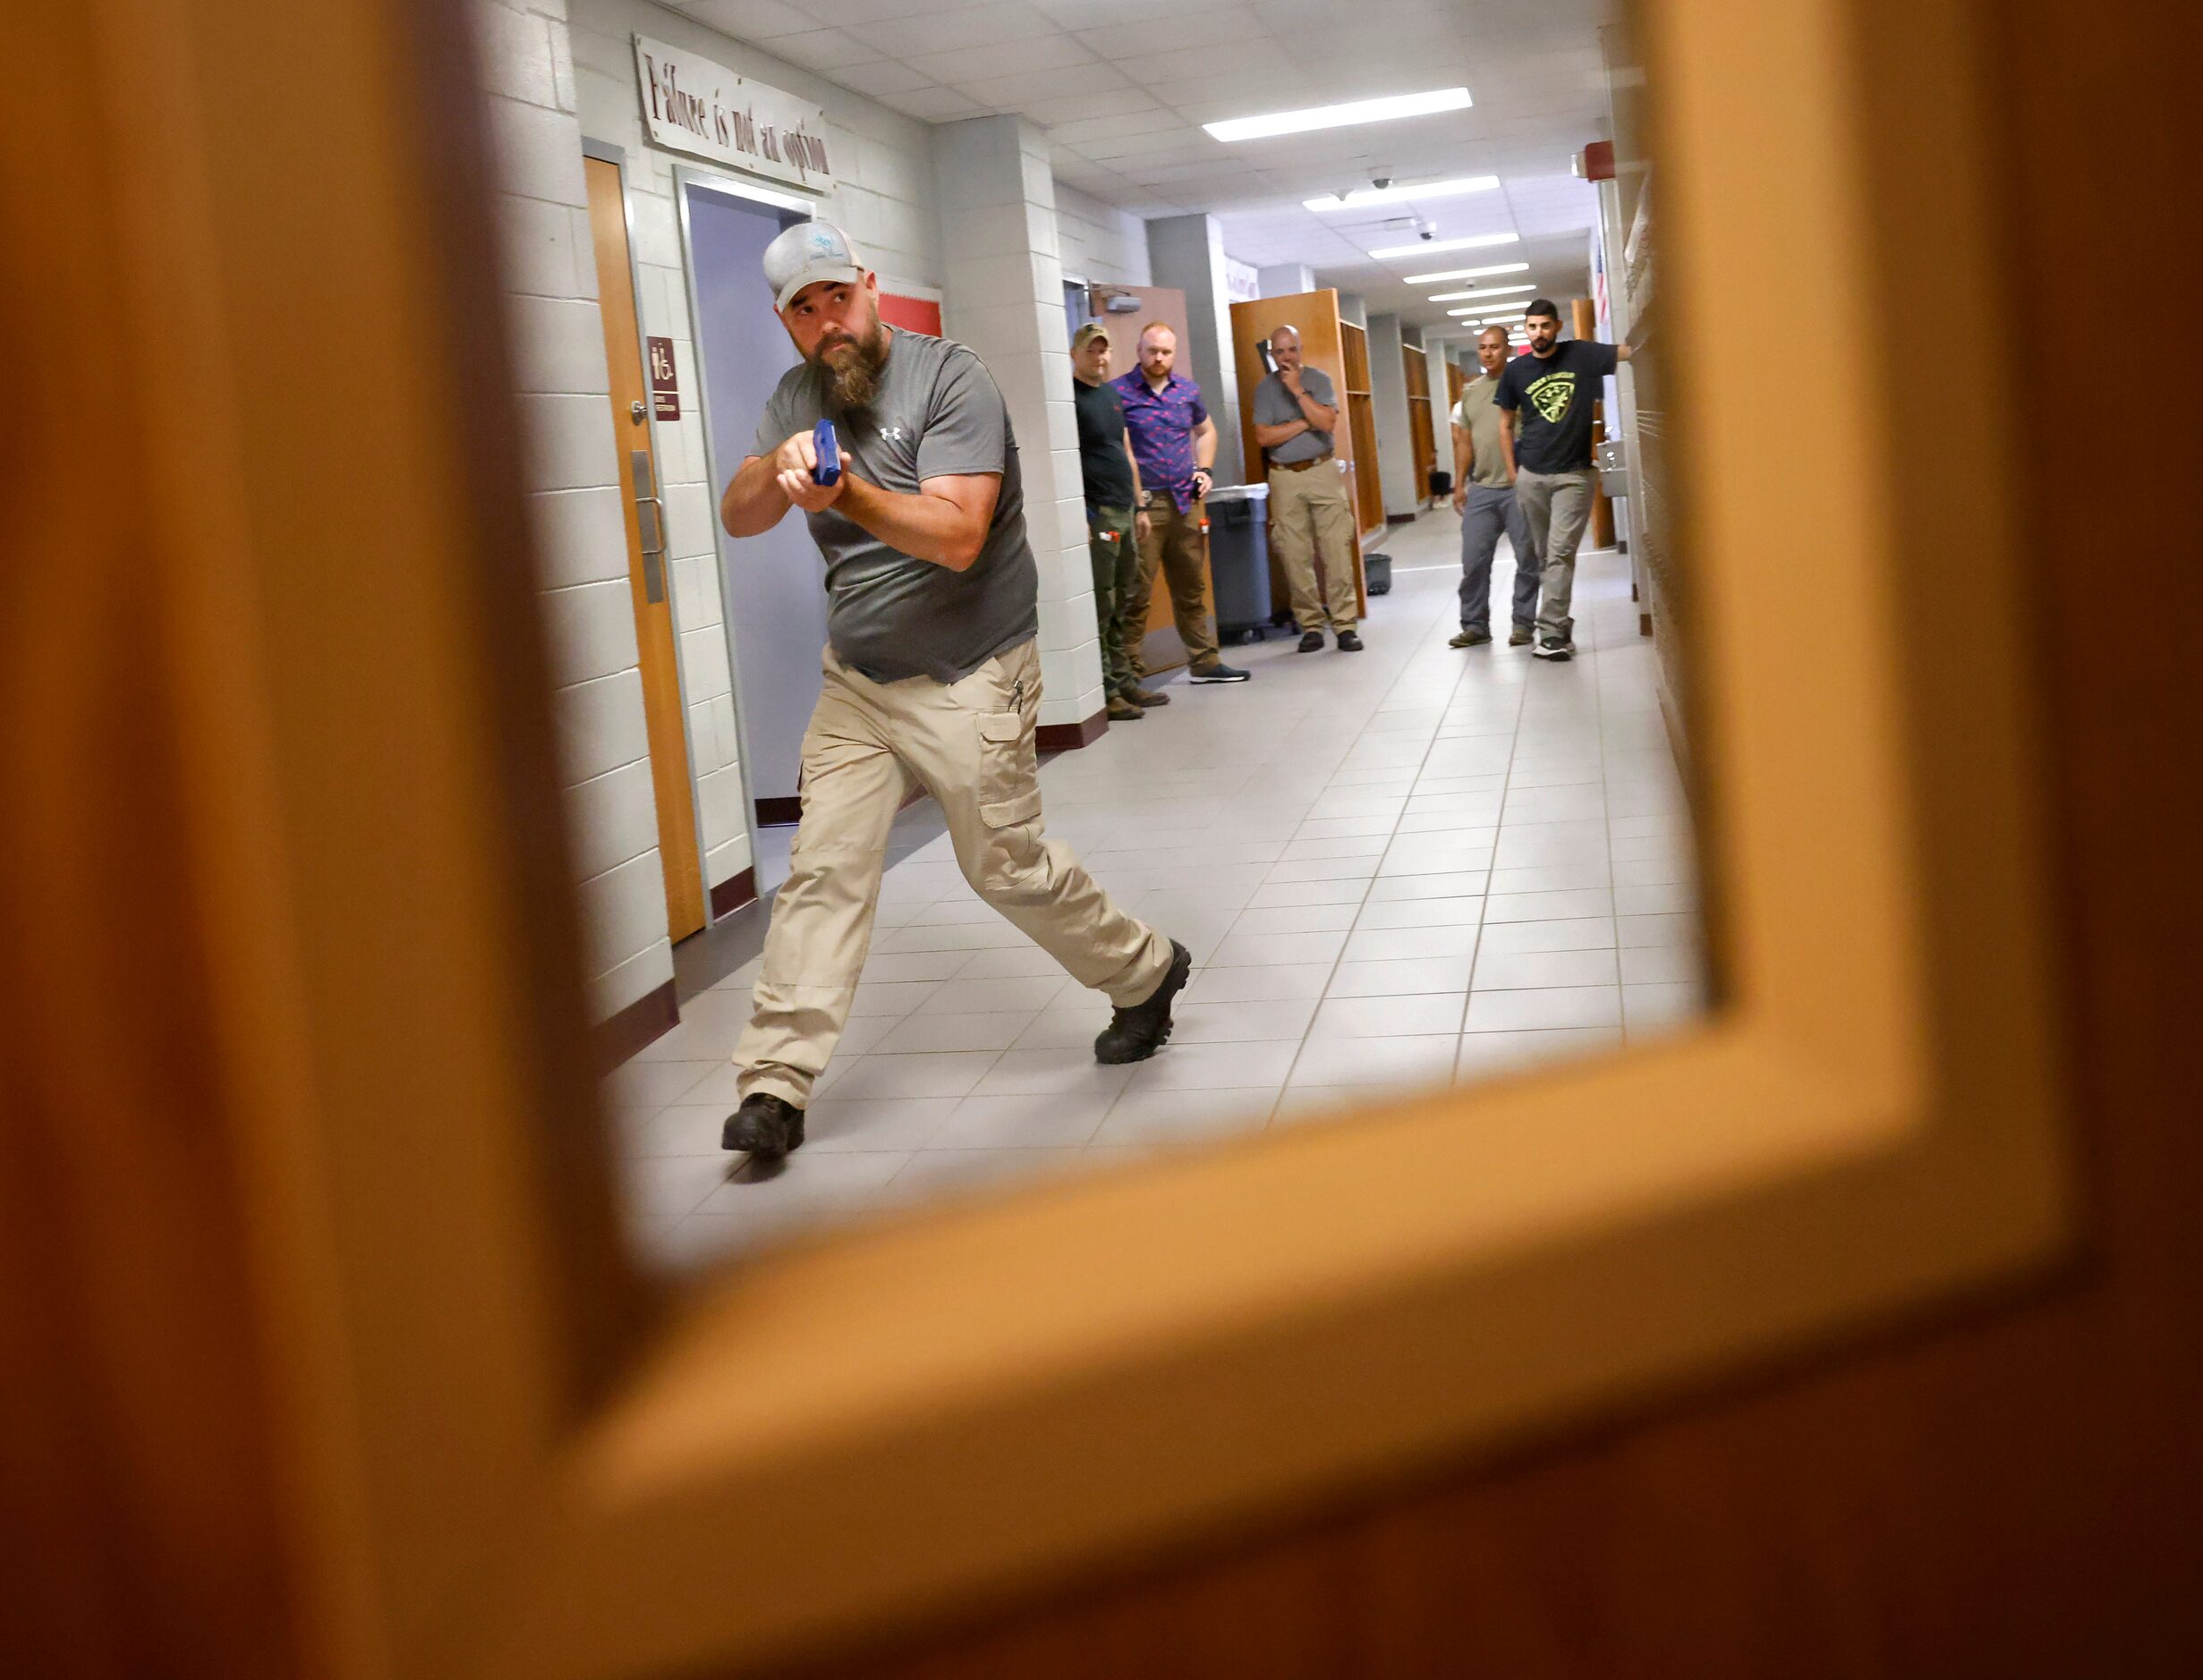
[584,155,704,940]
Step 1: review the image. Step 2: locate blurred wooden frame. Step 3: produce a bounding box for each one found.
[2,0,2071,1676]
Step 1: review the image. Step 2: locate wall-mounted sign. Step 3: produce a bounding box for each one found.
[1225,255,1261,304]
[646,335,680,420]
[632,35,834,196]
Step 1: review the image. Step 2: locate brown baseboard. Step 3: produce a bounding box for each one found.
[755,795,801,827]
[1038,707,1108,752]
[710,867,757,920]
[1385,511,1417,526]
[591,978,677,1076]
[1639,611,1654,637]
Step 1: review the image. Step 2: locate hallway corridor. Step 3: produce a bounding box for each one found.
[607,511,1706,1272]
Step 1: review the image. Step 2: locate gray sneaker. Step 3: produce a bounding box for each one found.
[1187,661,1251,683]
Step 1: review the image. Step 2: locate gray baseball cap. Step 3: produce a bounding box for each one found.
[762,220,865,311]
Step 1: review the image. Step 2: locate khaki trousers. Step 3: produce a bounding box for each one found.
[1127,490,1220,672]
[1265,462,1359,634]
[733,638,1171,1107]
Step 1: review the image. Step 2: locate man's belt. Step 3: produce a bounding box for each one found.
[1272,453,1335,472]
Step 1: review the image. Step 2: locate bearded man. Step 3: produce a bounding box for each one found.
[713,221,1189,1161]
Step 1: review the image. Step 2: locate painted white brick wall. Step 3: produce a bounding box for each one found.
[474,0,675,1024]
[934,115,1106,732]
[1054,182,1152,287]
[567,0,952,885]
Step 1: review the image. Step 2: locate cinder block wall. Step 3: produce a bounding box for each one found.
[474,0,676,1022]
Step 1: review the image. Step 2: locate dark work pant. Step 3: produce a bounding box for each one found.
[1459,482,1542,633]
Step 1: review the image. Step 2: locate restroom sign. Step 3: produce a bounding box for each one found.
[646,335,679,420]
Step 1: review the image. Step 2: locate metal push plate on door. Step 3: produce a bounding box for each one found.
[631,449,667,605]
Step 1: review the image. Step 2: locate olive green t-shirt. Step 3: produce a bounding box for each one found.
[1452,373,1513,490]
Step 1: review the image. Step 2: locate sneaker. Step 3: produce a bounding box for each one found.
[1297,630,1325,653]
[1509,624,1535,647]
[1093,940,1193,1065]
[1127,685,1170,708]
[1336,630,1365,652]
[1532,635,1575,661]
[1449,627,1492,649]
[721,1092,804,1158]
[1106,694,1145,721]
[1187,661,1251,683]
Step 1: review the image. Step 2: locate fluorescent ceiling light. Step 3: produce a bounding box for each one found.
[1304,174,1498,212]
[1428,283,1535,301]
[1370,231,1520,261]
[1403,255,1529,284]
[1204,86,1471,143]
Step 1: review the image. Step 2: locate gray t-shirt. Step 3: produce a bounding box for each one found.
[1252,365,1337,464]
[752,327,1039,684]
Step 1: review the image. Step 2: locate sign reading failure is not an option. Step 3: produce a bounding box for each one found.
[633,35,834,195]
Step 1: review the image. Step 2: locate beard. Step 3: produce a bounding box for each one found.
[812,323,890,414]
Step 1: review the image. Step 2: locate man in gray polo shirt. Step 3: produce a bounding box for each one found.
[714,222,1189,1160]
[1449,326,1542,648]
[1249,324,1364,652]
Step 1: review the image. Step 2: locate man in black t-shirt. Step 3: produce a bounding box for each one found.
[1496,298,1632,661]
[1072,323,1165,718]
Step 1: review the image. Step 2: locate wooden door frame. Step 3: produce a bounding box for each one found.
[9,1,2076,1677]
[581,140,709,938]
[665,158,821,903]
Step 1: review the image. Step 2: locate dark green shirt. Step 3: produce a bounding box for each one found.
[1073,375,1135,511]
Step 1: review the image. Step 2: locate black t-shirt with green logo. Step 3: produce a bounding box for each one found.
[1495,339,1620,474]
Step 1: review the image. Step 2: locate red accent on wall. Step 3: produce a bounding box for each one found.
[880,293,941,335]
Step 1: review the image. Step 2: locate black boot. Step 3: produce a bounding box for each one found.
[721,1092,805,1158]
[1093,941,1193,1065]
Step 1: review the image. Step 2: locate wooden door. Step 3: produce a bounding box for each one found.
[584,157,704,941]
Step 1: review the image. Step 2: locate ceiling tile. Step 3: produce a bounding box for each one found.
[953,63,1136,106]
[829,59,941,98]
[876,84,988,121]
[675,0,822,41]
[802,0,1000,22]
[906,35,1096,84]
[863,2,1065,58]
[1071,5,1262,59]
[1030,87,1167,125]
[756,28,889,72]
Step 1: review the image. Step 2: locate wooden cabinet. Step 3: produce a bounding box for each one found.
[1227,288,1374,610]
[1340,322,1385,540]
[1403,341,1436,508]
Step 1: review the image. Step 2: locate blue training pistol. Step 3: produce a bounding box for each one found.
[811,418,841,488]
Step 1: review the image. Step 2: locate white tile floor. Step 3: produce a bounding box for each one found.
[605,511,1708,1272]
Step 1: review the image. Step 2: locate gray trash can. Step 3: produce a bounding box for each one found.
[1204,482,1272,643]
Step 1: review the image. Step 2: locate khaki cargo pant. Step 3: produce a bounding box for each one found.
[1265,461,1359,634]
[733,638,1172,1107]
[1127,491,1220,673]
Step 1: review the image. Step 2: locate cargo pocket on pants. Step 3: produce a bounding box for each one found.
[976,709,1042,828]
